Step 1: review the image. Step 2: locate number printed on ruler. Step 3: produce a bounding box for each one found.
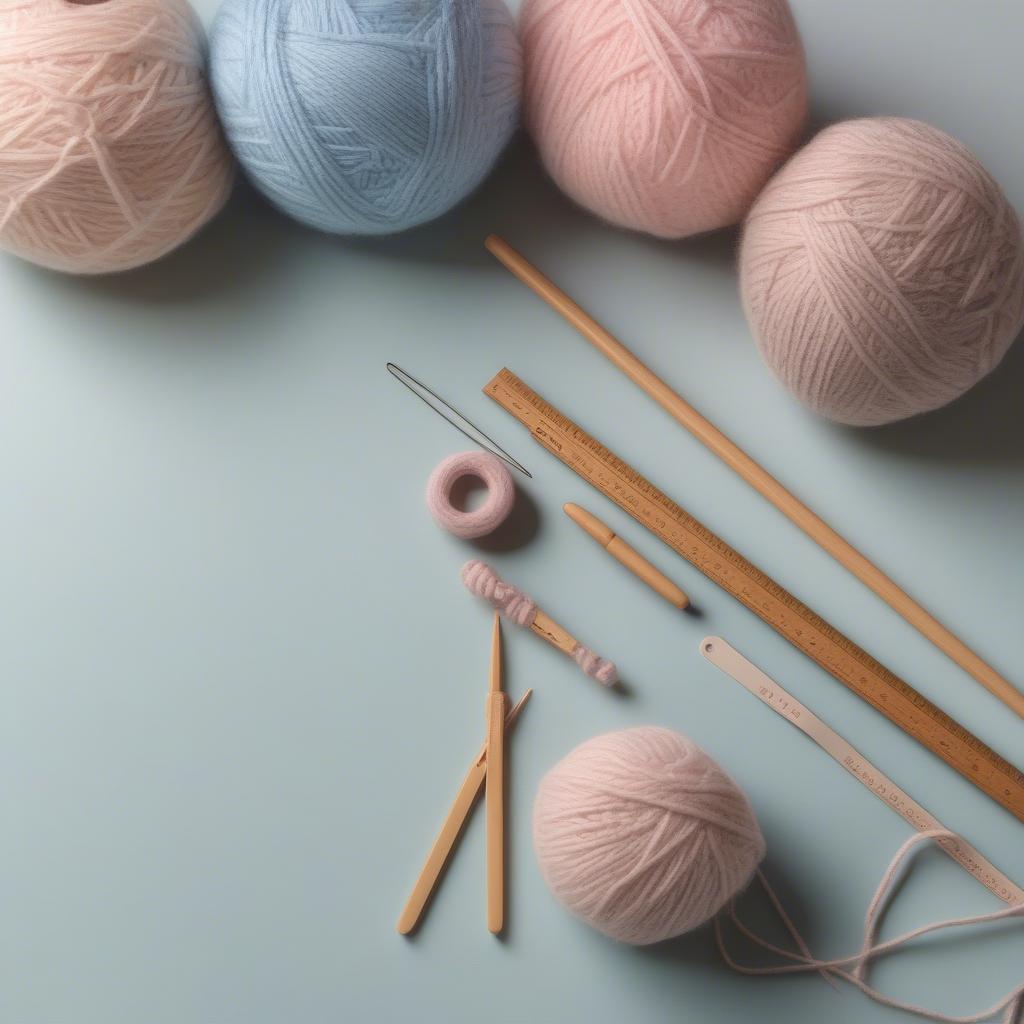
[485,368,1024,823]
[754,677,944,834]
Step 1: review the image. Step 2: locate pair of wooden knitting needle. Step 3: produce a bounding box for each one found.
[398,614,523,936]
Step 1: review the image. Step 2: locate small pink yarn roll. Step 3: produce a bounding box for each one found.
[426,452,515,540]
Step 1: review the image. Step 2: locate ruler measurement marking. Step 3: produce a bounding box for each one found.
[486,370,1024,817]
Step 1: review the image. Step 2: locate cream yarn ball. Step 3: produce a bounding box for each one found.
[520,0,808,239]
[740,117,1024,426]
[0,0,234,274]
[533,727,766,945]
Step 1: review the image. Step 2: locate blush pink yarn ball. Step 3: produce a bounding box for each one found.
[520,0,808,239]
[740,118,1024,426]
[0,0,234,274]
[533,727,765,945]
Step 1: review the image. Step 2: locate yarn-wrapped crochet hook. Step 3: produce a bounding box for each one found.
[461,561,618,686]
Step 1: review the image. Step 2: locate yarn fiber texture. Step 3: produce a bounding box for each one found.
[520,0,807,239]
[426,450,515,539]
[209,0,522,235]
[533,727,765,944]
[0,0,234,274]
[740,117,1024,426]
[462,558,537,625]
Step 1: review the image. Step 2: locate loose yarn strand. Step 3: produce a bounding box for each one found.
[716,830,1024,1023]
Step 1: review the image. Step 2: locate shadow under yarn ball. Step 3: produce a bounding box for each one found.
[208,0,522,236]
[0,0,234,274]
[740,117,1024,427]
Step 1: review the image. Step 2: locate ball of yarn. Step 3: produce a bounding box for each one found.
[740,118,1024,426]
[520,0,807,239]
[0,0,234,274]
[426,451,515,539]
[209,0,522,236]
[533,727,765,944]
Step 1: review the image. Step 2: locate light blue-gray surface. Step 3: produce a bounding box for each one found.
[3,3,1023,1023]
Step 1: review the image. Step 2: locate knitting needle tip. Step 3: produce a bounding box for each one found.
[490,612,502,693]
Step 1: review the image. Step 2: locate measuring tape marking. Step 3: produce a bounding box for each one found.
[700,636,1024,906]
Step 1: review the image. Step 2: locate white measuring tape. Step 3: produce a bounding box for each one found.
[700,636,1024,906]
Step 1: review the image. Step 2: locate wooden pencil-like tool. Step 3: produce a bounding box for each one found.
[564,503,689,610]
[485,613,507,935]
[397,688,531,936]
[485,235,1024,719]
[485,368,1024,823]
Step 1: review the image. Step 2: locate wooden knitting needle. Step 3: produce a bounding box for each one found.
[485,234,1024,719]
[396,687,531,936]
[564,503,689,610]
[485,613,507,935]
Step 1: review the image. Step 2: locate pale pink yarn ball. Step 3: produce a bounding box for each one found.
[740,118,1024,426]
[520,0,808,239]
[0,0,234,274]
[533,727,765,945]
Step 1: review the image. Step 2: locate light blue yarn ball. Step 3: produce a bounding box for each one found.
[209,0,522,235]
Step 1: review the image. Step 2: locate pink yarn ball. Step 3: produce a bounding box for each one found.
[426,452,516,540]
[740,118,1024,426]
[520,0,808,239]
[533,727,765,945]
[0,0,234,274]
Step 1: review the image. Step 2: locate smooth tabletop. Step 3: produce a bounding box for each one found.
[3,2,1023,1022]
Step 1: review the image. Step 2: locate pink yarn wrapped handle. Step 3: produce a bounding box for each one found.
[425,451,515,540]
[461,560,618,686]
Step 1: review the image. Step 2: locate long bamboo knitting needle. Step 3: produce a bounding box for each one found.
[397,688,531,936]
[485,234,1024,719]
[485,613,507,935]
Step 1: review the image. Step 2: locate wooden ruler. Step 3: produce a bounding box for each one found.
[701,636,1024,905]
[484,368,1024,824]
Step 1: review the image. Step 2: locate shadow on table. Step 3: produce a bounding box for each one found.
[825,326,1024,469]
[9,132,741,317]
[12,179,302,311]
[640,854,826,972]
[344,132,740,276]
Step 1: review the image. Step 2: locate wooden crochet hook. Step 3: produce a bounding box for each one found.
[397,687,531,936]
[486,613,507,934]
[564,503,689,610]
[485,234,1024,719]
